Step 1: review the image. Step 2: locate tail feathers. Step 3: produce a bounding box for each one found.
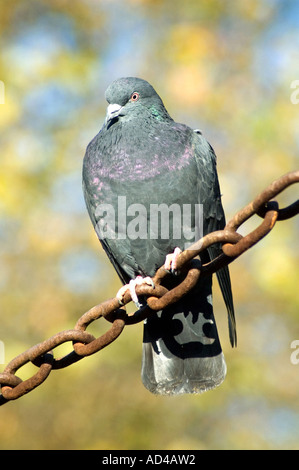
[207,245,237,348]
[215,265,237,347]
[141,281,226,395]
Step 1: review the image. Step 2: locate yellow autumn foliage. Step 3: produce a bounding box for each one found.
[0,0,298,451]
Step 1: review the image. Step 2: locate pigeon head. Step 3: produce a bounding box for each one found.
[104,77,172,125]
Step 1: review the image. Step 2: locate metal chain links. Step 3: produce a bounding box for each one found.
[0,170,298,405]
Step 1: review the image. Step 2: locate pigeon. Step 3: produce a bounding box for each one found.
[82,77,236,395]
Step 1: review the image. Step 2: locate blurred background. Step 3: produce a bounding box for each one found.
[0,0,299,450]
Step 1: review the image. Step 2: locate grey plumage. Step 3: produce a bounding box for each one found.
[82,77,236,395]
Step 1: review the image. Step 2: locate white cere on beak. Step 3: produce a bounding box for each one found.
[105,103,123,123]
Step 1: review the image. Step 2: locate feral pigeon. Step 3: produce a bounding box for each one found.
[82,77,236,395]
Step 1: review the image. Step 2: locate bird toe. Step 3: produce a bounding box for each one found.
[117,276,155,307]
[164,247,182,273]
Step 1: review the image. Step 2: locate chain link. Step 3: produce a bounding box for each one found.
[0,170,298,405]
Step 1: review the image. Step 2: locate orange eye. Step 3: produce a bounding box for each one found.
[130,92,140,102]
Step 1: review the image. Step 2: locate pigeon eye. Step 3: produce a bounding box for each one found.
[130,92,140,102]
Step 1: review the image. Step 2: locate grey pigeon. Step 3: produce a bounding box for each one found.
[82,77,236,395]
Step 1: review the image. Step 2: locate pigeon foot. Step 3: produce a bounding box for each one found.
[164,247,182,273]
[117,276,154,307]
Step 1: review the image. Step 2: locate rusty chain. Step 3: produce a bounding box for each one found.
[0,170,298,405]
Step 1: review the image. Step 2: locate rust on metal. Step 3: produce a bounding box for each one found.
[0,170,298,404]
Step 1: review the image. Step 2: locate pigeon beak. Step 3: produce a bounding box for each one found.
[105,103,123,123]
